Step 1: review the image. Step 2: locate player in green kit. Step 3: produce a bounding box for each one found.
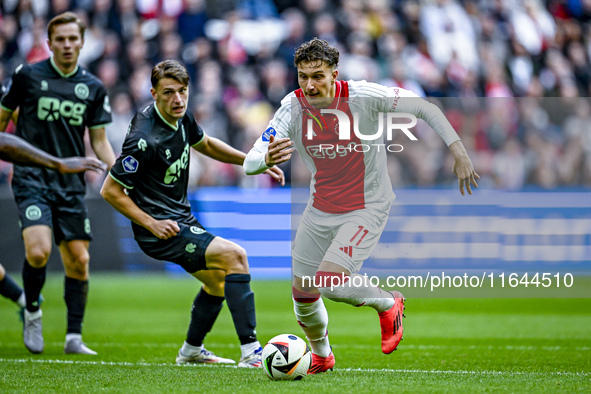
[0,12,116,355]
[101,60,284,366]
[0,132,106,319]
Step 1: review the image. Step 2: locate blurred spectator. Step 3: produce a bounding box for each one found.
[420,0,478,71]
[260,58,291,107]
[492,137,527,190]
[339,32,379,81]
[96,58,120,96]
[105,91,134,156]
[237,0,278,19]
[177,0,207,43]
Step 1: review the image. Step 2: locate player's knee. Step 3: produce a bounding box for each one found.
[206,238,249,274]
[65,251,90,278]
[222,244,249,274]
[25,246,51,267]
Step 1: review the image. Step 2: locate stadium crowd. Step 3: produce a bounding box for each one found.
[1,0,590,190]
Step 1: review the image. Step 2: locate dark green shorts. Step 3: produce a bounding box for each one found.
[136,222,215,273]
[14,191,91,244]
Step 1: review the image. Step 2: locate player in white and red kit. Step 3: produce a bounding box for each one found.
[244,39,479,373]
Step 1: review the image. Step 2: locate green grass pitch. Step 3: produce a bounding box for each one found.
[1,274,589,392]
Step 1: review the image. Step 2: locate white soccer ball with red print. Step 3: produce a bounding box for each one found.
[262,334,311,380]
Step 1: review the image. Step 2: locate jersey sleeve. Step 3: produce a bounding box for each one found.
[187,114,205,146]
[109,119,152,189]
[0,65,25,112]
[392,89,461,147]
[351,80,460,147]
[87,84,113,129]
[349,80,417,113]
[243,94,293,175]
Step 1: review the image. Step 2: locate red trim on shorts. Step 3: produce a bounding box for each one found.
[292,286,320,303]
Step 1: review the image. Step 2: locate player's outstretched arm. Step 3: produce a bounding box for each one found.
[193,134,246,165]
[393,93,479,195]
[56,157,107,174]
[100,176,180,239]
[0,133,106,173]
[449,140,480,196]
[195,134,286,185]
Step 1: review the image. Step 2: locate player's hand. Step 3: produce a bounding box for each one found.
[264,166,286,186]
[149,219,180,240]
[453,154,480,196]
[265,135,293,167]
[57,157,107,174]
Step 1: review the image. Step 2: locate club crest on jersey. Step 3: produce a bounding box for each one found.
[190,226,205,235]
[262,127,276,142]
[25,205,42,221]
[75,83,89,100]
[122,156,139,173]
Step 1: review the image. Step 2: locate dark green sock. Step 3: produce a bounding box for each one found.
[186,288,224,347]
[22,259,45,312]
[224,274,257,345]
[64,277,88,334]
[0,273,23,303]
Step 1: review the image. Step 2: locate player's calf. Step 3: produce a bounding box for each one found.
[316,272,395,312]
[204,237,261,363]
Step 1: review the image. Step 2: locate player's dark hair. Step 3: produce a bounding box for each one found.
[47,12,86,40]
[293,38,340,69]
[151,60,190,88]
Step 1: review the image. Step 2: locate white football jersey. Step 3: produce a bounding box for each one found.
[245,80,460,214]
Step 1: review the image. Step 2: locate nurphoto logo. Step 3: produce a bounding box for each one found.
[305,109,418,155]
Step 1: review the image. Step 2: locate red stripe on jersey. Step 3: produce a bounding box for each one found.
[296,81,366,214]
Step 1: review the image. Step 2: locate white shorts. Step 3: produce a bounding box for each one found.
[292,201,391,279]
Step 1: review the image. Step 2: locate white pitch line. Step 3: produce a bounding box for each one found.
[0,342,589,351]
[0,342,237,349]
[339,367,590,377]
[0,358,588,377]
[0,358,228,368]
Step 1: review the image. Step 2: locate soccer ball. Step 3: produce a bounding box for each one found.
[262,334,311,381]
